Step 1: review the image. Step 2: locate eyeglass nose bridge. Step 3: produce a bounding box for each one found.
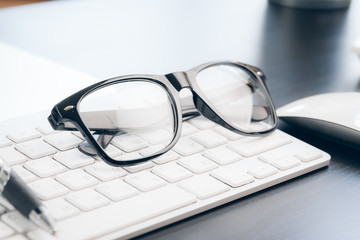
[165,71,224,126]
[165,71,191,91]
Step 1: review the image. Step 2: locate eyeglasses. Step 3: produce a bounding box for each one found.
[48,61,278,166]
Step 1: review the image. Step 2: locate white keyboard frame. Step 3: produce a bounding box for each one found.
[0,111,330,240]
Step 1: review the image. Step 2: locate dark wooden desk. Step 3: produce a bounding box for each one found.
[0,1,359,239]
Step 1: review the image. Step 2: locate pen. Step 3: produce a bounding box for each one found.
[0,157,57,234]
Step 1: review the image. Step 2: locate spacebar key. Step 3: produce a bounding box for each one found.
[56,185,196,240]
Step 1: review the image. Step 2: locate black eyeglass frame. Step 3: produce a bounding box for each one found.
[48,61,278,166]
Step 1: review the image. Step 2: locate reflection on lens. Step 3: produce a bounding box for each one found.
[78,80,175,162]
[195,64,275,133]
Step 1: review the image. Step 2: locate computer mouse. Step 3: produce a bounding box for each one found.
[277,92,360,150]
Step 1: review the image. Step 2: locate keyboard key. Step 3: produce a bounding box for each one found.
[152,162,192,182]
[258,150,286,164]
[172,138,204,156]
[15,139,57,159]
[44,132,83,151]
[103,144,123,158]
[178,154,218,174]
[66,189,110,211]
[188,115,216,130]
[56,169,99,191]
[0,221,15,238]
[247,163,278,179]
[1,211,36,233]
[96,179,139,201]
[270,156,301,170]
[140,146,179,164]
[85,162,127,181]
[124,171,166,192]
[112,134,148,152]
[0,146,27,166]
[28,178,69,200]
[139,144,166,156]
[36,124,56,135]
[54,148,95,169]
[5,234,28,240]
[12,165,38,183]
[151,150,180,164]
[122,161,154,173]
[7,129,41,143]
[55,186,196,239]
[71,131,84,140]
[136,129,172,145]
[259,152,301,170]
[294,148,323,162]
[211,166,254,187]
[203,146,242,165]
[178,175,229,200]
[24,156,67,177]
[0,136,12,148]
[213,126,245,141]
[44,198,80,221]
[228,131,292,157]
[180,122,197,136]
[190,130,228,148]
[115,152,143,163]
[27,229,58,240]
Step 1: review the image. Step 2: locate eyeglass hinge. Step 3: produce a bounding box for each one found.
[48,108,66,130]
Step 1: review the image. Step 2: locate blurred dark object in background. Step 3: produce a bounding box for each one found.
[270,0,351,10]
[0,0,47,9]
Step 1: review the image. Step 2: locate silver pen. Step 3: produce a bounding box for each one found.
[0,157,57,234]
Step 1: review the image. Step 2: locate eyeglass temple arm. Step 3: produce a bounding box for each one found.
[242,63,266,80]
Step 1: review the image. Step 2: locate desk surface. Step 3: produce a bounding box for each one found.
[1,0,360,239]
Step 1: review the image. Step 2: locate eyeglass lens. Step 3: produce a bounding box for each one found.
[195,64,274,133]
[78,81,176,162]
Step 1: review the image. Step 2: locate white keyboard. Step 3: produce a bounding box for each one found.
[0,114,330,240]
